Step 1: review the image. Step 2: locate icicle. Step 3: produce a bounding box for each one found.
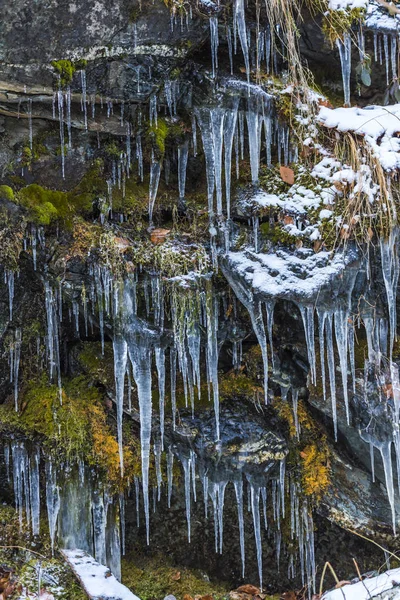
[227,25,234,74]
[211,109,225,216]
[170,347,177,430]
[235,0,250,82]
[222,266,269,403]
[380,231,399,361]
[299,305,316,385]
[224,101,239,219]
[12,441,30,531]
[178,138,189,200]
[155,347,166,449]
[149,152,162,226]
[334,308,350,423]
[325,313,337,440]
[182,456,192,543]
[370,442,375,483]
[128,337,153,545]
[45,460,60,554]
[57,91,66,178]
[384,34,390,85]
[27,98,33,151]
[205,279,220,440]
[113,335,128,474]
[120,494,126,556]
[13,328,22,411]
[154,442,163,501]
[380,441,396,533]
[348,319,356,394]
[391,35,397,81]
[336,33,352,106]
[92,489,107,566]
[196,108,215,216]
[134,476,140,527]
[7,270,14,321]
[80,70,88,130]
[210,17,219,79]
[250,483,263,590]
[234,479,245,578]
[167,446,174,508]
[317,309,327,401]
[246,106,260,184]
[292,389,300,439]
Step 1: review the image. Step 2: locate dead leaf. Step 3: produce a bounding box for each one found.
[280,165,295,185]
[172,572,181,581]
[283,215,294,225]
[150,228,171,245]
[114,237,130,251]
[236,586,260,595]
[313,240,323,253]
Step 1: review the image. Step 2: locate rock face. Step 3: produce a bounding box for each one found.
[2,0,400,598]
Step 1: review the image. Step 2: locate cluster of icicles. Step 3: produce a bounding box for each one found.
[3,229,400,583]
[337,27,399,106]
[3,440,122,580]
[225,227,400,534]
[2,437,316,594]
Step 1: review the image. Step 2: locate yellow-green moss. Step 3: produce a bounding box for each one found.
[0,185,15,202]
[18,184,68,225]
[51,58,88,86]
[0,375,136,491]
[274,397,331,502]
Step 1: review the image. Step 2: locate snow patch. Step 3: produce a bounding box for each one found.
[322,568,400,600]
[62,549,139,600]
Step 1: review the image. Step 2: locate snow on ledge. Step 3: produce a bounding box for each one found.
[318,103,400,171]
[224,247,358,303]
[322,568,400,599]
[61,549,140,600]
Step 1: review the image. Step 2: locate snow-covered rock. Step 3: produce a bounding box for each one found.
[322,568,400,600]
[61,549,140,600]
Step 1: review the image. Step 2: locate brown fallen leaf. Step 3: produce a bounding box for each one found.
[283,215,294,225]
[114,237,131,251]
[236,585,260,595]
[314,240,323,253]
[172,571,181,581]
[280,165,295,185]
[200,595,214,600]
[229,592,253,600]
[150,228,171,245]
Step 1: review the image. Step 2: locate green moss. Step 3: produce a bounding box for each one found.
[122,554,230,600]
[148,117,186,156]
[260,221,298,246]
[68,159,107,213]
[18,184,68,225]
[51,58,88,87]
[78,341,115,388]
[0,375,136,490]
[0,185,14,201]
[149,118,169,154]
